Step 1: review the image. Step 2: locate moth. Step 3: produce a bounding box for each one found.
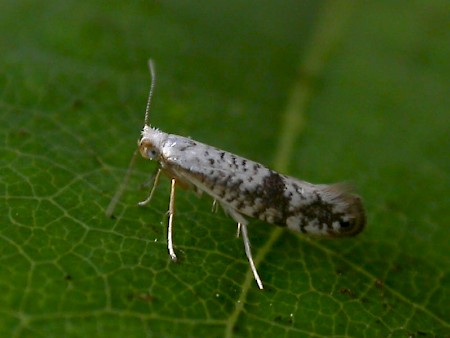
[107,60,366,289]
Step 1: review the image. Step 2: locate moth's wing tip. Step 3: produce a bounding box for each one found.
[348,194,366,236]
[326,183,366,236]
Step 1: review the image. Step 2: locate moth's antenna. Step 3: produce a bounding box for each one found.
[144,59,156,126]
[105,59,156,218]
[105,149,139,218]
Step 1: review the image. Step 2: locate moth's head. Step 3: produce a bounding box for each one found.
[138,126,165,161]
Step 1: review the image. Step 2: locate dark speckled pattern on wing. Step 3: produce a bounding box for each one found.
[158,133,365,237]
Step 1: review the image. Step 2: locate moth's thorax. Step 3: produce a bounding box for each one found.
[139,126,168,160]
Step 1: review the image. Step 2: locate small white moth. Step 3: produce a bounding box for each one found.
[107,60,365,290]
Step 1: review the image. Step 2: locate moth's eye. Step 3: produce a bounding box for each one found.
[148,149,157,159]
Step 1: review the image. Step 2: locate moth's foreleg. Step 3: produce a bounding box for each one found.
[138,167,162,207]
[240,223,264,290]
[167,178,177,261]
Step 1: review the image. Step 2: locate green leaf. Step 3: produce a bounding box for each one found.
[1,1,448,337]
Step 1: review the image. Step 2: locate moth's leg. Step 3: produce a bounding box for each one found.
[236,223,241,238]
[240,223,264,290]
[167,178,177,261]
[222,205,264,290]
[211,199,219,213]
[138,167,162,207]
[221,205,242,237]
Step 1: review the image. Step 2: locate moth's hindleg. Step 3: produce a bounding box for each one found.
[167,178,177,261]
[138,167,162,207]
[240,223,264,290]
[223,206,264,289]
